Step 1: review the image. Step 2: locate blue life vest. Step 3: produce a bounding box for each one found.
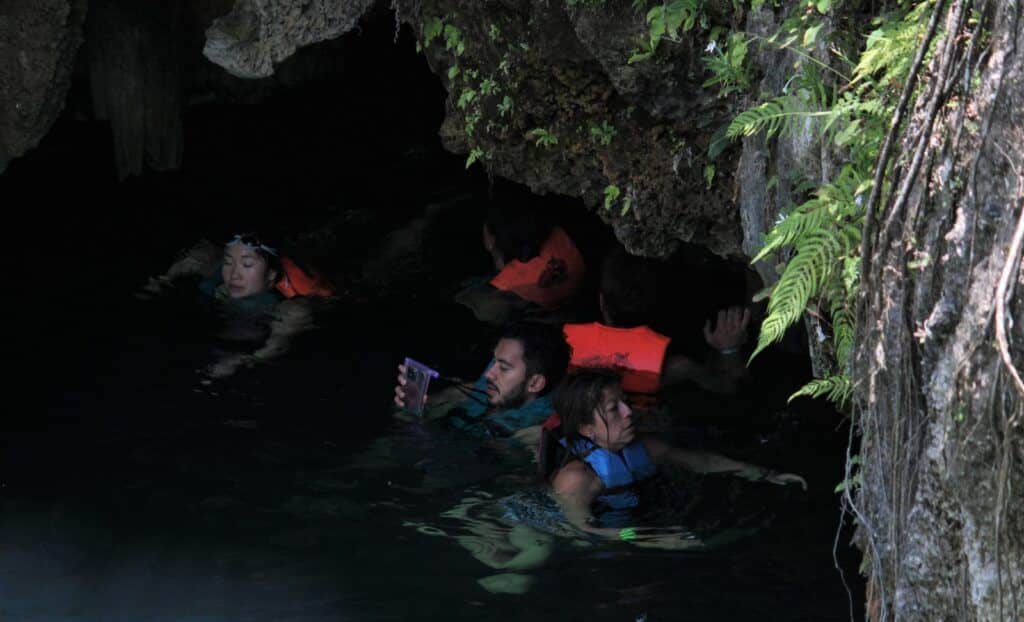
[560,437,658,510]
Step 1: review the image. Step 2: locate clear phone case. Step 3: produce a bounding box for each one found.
[402,357,439,417]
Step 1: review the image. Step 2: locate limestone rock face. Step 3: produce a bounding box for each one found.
[0,0,87,173]
[1,0,831,265]
[203,0,378,78]
[392,0,751,259]
[853,3,1024,618]
[86,0,185,179]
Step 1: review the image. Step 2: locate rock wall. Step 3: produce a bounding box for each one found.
[853,2,1024,618]
[391,0,748,259]
[202,0,378,78]
[196,0,777,259]
[0,0,87,174]
[1,0,833,263]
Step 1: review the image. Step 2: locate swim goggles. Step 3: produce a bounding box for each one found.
[226,234,278,256]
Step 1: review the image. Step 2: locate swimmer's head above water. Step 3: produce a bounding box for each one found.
[222,232,282,299]
[483,323,571,409]
[554,369,635,453]
[482,191,552,271]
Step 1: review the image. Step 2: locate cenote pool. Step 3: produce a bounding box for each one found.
[2,15,864,621]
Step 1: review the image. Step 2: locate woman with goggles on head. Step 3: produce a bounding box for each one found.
[139,232,333,380]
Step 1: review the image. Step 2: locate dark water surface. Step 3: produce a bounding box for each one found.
[3,18,863,622]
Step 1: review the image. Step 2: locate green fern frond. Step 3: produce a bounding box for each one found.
[726,96,832,139]
[788,374,852,405]
[831,305,855,366]
[741,2,929,371]
[750,228,843,360]
[751,206,831,264]
[853,1,933,88]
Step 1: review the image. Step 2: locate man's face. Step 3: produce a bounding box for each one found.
[483,338,534,408]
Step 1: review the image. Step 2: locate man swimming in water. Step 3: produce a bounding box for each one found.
[563,248,751,408]
[393,322,571,438]
[455,194,587,326]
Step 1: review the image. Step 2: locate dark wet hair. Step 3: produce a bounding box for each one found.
[552,368,621,446]
[485,198,553,264]
[600,248,658,327]
[226,231,283,282]
[499,322,571,394]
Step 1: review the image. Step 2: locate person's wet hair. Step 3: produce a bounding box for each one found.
[485,194,553,264]
[226,231,283,280]
[600,248,658,327]
[499,322,571,393]
[553,368,621,446]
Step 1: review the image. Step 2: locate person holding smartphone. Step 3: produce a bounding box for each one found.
[393,322,571,439]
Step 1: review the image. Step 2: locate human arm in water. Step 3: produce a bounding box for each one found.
[204,298,314,379]
[550,460,701,550]
[642,435,807,489]
[138,239,222,298]
[660,306,752,394]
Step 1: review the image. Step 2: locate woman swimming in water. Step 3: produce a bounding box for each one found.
[140,232,330,379]
[539,368,806,544]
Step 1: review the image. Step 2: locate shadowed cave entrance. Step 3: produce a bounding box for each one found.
[2,9,864,621]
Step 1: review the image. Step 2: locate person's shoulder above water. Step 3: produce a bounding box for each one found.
[457,190,588,325]
[138,231,330,381]
[392,322,570,435]
[541,368,806,545]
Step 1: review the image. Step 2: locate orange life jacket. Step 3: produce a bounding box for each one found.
[489,227,585,308]
[563,323,671,399]
[275,256,334,299]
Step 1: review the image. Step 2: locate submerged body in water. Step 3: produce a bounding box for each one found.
[138,233,331,380]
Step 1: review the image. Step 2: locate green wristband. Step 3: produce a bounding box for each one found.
[619,527,637,542]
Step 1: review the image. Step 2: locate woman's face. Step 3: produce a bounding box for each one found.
[580,387,634,452]
[222,244,275,299]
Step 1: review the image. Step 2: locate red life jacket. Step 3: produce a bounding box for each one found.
[275,256,334,299]
[563,323,671,399]
[489,227,586,308]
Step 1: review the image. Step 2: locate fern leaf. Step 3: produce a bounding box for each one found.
[751,228,843,360]
[788,374,852,405]
[751,206,831,264]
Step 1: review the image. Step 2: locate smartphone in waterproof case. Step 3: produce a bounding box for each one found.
[402,357,439,417]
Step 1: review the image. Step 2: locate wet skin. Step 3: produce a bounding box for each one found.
[222,244,277,299]
[394,338,546,412]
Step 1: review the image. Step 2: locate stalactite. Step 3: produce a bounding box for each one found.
[86,0,184,179]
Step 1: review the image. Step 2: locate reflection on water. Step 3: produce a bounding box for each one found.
[2,368,858,622]
[5,215,862,622]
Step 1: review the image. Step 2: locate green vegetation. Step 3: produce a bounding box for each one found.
[529,128,559,148]
[604,184,633,215]
[589,121,617,146]
[723,0,939,407]
[415,5,944,381]
[629,0,706,63]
